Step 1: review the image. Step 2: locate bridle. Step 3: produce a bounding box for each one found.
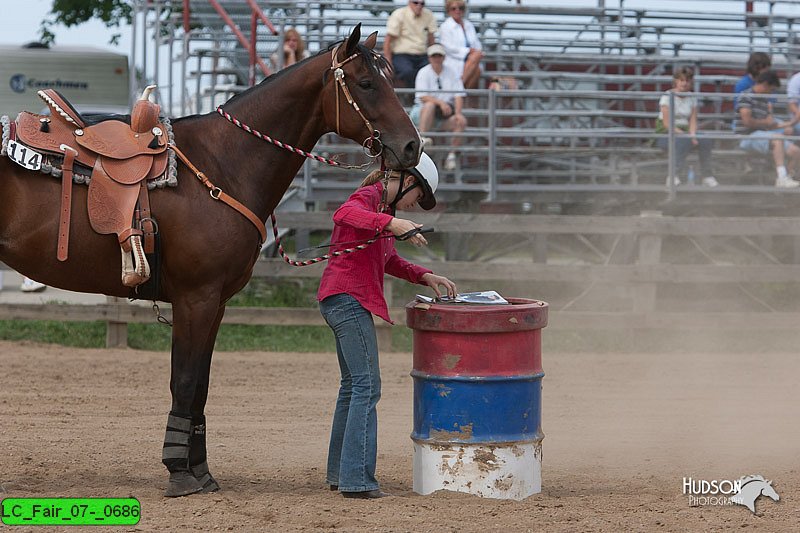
[216,42,384,169]
[329,43,383,158]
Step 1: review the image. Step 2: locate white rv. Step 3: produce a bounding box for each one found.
[0,43,129,117]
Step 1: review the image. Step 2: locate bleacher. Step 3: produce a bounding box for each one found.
[133,0,800,213]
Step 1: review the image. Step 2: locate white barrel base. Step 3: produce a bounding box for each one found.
[413,441,541,500]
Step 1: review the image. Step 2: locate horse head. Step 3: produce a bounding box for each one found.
[321,24,421,169]
[761,479,780,501]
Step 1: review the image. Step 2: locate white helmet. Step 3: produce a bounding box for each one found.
[408,152,439,210]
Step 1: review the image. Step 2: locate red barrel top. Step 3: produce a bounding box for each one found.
[406,298,548,377]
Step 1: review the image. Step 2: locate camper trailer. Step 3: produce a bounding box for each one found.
[0,43,129,117]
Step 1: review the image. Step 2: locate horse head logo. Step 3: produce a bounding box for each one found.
[730,475,780,514]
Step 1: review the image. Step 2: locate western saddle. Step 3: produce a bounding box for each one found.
[13,85,168,288]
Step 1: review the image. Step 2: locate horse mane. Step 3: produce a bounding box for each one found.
[739,474,768,485]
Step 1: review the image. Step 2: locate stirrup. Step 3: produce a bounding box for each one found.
[120,236,150,287]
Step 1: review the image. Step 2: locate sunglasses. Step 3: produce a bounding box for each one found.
[411,1,425,5]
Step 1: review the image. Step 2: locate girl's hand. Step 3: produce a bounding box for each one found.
[421,273,457,299]
[387,218,427,246]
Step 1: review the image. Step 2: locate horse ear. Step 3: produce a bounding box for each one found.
[345,23,362,57]
[364,31,378,50]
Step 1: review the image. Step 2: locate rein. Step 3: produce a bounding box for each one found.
[270,213,433,267]
[216,43,383,170]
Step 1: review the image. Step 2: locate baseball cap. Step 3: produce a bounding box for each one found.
[427,44,446,57]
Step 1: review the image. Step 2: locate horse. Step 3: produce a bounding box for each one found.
[730,475,780,513]
[0,25,421,497]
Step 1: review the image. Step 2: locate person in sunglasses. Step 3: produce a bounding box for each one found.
[383,0,438,88]
[439,0,484,89]
[318,154,457,499]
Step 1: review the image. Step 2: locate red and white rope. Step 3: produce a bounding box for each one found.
[270,213,378,266]
[217,107,372,169]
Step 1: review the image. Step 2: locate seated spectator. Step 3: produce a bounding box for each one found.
[735,52,772,95]
[440,0,483,89]
[784,69,800,135]
[410,44,467,171]
[383,0,438,87]
[733,52,772,125]
[736,70,800,188]
[270,28,309,71]
[655,67,718,187]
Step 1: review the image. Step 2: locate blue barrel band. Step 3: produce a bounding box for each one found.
[411,434,544,446]
[410,370,545,383]
[412,375,542,444]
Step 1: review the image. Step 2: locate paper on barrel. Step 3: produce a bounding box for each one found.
[415,290,509,305]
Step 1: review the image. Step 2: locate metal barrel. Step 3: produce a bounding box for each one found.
[405,297,548,500]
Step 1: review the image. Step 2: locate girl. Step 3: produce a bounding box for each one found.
[318,153,456,499]
[656,67,718,187]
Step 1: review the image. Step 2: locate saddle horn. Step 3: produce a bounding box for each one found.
[140,85,157,102]
[132,85,161,134]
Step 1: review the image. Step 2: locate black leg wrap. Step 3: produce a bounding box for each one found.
[189,416,220,493]
[162,412,203,497]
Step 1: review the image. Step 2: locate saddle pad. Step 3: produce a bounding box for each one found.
[15,111,97,168]
[76,120,167,160]
[102,154,154,185]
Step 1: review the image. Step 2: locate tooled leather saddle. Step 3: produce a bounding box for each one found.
[13,86,167,286]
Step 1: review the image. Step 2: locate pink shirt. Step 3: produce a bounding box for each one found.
[317,182,432,323]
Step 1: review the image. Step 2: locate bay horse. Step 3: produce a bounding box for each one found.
[0,25,420,497]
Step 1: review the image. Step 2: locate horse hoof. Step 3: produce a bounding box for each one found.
[164,471,204,497]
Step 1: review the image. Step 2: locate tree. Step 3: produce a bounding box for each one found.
[39,0,133,45]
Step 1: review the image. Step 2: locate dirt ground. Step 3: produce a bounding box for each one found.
[1,339,799,532]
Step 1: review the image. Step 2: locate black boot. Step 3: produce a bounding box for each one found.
[162,412,203,497]
[189,415,220,493]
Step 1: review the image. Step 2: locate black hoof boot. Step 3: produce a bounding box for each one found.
[164,471,204,497]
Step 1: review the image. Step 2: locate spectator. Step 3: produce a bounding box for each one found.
[735,52,772,95]
[270,28,309,71]
[784,69,800,135]
[736,70,800,188]
[439,0,483,89]
[410,44,467,171]
[655,67,718,187]
[383,0,438,87]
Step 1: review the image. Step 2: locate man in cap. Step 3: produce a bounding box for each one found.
[410,44,467,171]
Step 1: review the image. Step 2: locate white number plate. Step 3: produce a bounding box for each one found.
[6,140,43,171]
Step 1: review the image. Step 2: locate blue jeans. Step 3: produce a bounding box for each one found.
[319,293,381,492]
[392,53,428,88]
[655,136,714,177]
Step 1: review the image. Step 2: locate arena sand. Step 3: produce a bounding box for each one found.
[1,340,798,532]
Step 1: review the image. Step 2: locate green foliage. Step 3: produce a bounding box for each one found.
[40,0,133,45]
[227,278,319,308]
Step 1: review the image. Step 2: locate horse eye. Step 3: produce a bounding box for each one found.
[358,79,373,89]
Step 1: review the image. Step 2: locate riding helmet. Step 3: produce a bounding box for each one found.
[408,152,439,210]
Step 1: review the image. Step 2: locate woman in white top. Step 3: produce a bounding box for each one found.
[655,67,718,187]
[439,0,483,89]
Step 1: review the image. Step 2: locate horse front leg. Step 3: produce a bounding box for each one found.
[188,305,227,493]
[162,294,222,497]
